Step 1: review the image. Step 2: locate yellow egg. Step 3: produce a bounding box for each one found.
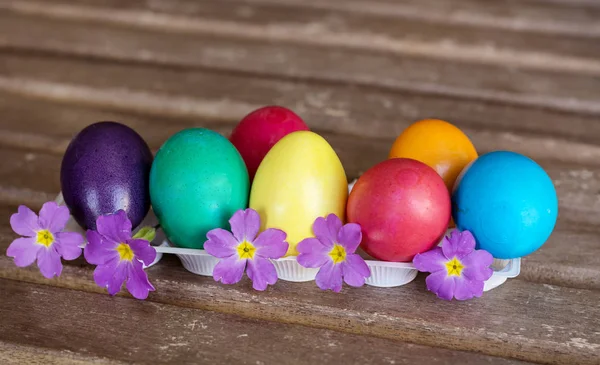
[250,131,348,256]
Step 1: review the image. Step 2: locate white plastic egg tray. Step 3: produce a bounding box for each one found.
[56,191,520,291]
[152,236,520,291]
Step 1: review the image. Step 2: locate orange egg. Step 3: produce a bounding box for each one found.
[388,119,478,192]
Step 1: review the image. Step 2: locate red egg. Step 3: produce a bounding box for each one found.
[347,158,451,262]
[230,106,309,180]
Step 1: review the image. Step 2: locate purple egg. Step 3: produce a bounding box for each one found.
[61,122,153,229]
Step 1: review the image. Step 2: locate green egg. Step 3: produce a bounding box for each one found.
[150,128,249,249]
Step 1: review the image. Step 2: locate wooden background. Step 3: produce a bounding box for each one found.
[1,0,599,364]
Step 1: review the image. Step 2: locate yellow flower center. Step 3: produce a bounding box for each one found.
[116,243,134,261]
[328,244,347,264]
[445,257,465,277]
[236,240,256,260]
[36,230,54,247]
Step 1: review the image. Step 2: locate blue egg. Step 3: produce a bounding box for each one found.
[452,151,558,259]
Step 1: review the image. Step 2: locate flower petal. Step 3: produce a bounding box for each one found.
[425,271,456,301]
[337,223,362,253]
[246,257,278,291]
[296,238,330,268]
[442,229,475,260]
[213,256,246,285]
[55,232,84,260]
[413,247,447,274]
[96,210,132,244]
[462,250,494,281]
[93,258,127,296]
[127,238,157,266]
[38,202,70,232]
[204,228,238,258]
[468,278,485,298]
[10,205,40,237]
[453,276,484,301]
[315,260,343,292]
[37,247,63,278]
[85,230,119,265]
[312,214,341,248]
[452,278,472,301]
[126,259,155,300]
[93,258,117,289]
[229,209,260,242]
[253,229,288,259]
[7,237,41,267]
[341,254,370,287]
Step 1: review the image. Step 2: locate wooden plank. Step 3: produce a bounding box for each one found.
[3,9,600,118]
[232,0,600,38]
[521,230,600,289]
[3,51,600,154]
[0,279,532,365]
[0,254,598,364]
[0,342,124,365]
[9,0,600,38]
[0,148,62,199]
[2,0,600,76]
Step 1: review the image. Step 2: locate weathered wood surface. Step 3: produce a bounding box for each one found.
[1,248,599,365]
[0,342,125,365]
[1,279,535,365]
[4,13,600,144]
[1,0,600,364]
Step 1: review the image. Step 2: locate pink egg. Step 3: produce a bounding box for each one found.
[230,106,309,181]
[347,158,451,262]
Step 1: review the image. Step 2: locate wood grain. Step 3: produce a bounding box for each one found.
[0,279,533,365]
[2,0,600,75]
[228,0,600,38]
[3,10,600,118]
[0,255,598,364]
[0,342,124,365]
[3,51,600,159]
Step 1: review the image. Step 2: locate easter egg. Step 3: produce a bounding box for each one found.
[150,128,249,249]
[347,158,451,262]
[452,151,558,259]
[60,121,153,230]
[230,106,309,181]
[389,119,478,191]
[250,131,347,256]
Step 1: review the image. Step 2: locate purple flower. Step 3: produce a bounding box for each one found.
[297,214,370,292]
[6,202,84,278]
[204,209,288,291]
[84,210,156,300]
[413,229,494,301]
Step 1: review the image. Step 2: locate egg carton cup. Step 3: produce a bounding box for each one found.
[153,244,219,276]
[484,257,521,291]
[55,193,165,269]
